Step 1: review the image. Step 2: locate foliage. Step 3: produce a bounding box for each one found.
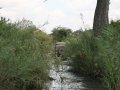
[0,17,53,90]
[95,21,120,90]
[62,31,96,75]
[52,26,72,42]
[15,18,36,30]
[63,20,120,90]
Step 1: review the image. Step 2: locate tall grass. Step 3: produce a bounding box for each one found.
[95,21,120,90]
[63,21,120,90]
[63,31,96,76]
[0,17,52,90]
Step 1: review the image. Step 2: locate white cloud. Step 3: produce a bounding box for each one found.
[0,0,120,33]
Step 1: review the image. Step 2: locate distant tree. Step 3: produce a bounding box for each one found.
[15,18,36,30]
[93,0,110,35]
[52,26,72,42]
[73,28,83,36]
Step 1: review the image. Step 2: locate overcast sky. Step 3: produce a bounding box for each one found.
[0,0,120,33]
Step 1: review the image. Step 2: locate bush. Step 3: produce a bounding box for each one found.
[95,21,120,90]
[63,21,120,90]
[0,17,52,90]
[52,26,72,42]
[63,31,96,76]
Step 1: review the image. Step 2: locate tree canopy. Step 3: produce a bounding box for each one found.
[52,26,72,42]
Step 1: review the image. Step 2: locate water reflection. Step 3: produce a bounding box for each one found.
[43,61,106,90]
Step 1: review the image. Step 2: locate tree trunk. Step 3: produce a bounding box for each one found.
[93,0,110,35]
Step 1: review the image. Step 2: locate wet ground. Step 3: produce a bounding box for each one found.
[43,61,106,90]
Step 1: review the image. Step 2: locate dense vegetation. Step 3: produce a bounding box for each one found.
[0,17,53,90]
[0,0,111,89]
[62,21,120,90]
[52,26,72,42]
[0,18,120,90]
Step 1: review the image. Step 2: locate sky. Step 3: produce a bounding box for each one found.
[0,0,120,33]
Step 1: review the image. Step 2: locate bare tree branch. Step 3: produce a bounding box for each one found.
[43,0,47,2]
[39,21,48,28]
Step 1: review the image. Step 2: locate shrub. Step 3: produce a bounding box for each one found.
[0,17,52,90]
[63,21,120,90]
[95,21,120,90]
[52,26,72,42]
[62,31,96,76]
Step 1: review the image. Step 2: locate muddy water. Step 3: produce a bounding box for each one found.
[43,61,106,90]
